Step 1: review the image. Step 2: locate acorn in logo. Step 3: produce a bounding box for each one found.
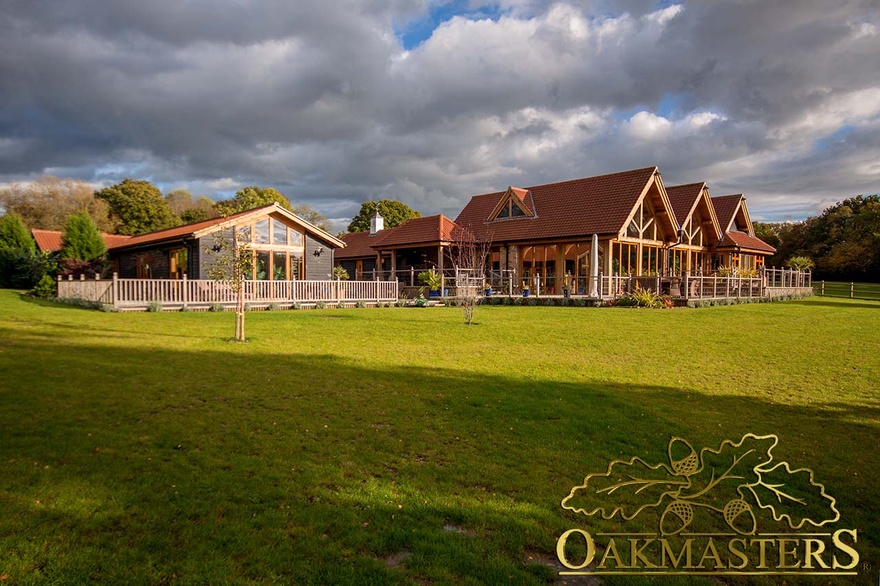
[723,499,756,535]
[668,438,699,476]
[660,500,694,535]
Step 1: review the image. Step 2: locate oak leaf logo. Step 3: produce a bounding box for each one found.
[561,434,839,535]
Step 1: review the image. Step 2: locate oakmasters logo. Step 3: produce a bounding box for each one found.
[556,434,859,577]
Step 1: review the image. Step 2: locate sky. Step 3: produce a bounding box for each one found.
[1,0,879,229]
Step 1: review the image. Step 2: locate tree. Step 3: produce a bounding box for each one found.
[0,176,113,232]
[0,212,35,253]
[165,190,218,224]
[95,179,180,235]
[290,204,332,233]
[0,212,47,289]
[450,228,492,325]
[770,195,880,280]
[214,186,291,216]
[61,212,107,261]
[347,200,421,233]
[206,228,252,342]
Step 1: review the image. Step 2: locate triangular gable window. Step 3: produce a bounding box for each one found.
[497,201,527,218]
[488,187,534,221]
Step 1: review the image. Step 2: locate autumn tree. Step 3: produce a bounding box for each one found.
[165,189,218,224]
[215,186,291,216]
[95,179,180,235]
[347,200,421,233]
[290,204,332,233]
[61,212,107,261]
[0,176,113,232]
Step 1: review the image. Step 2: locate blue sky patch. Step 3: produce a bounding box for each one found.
[396,1,503,50]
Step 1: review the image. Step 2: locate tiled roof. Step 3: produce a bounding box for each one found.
[372,215,468,248]
[108,203,346,251]
[665,183,705,225]
[718,231,776,254]
[711,194,743,232]
[31,228,131,252]
[110,206,267,249]
[336,230,392,259]
[455,167,659,242]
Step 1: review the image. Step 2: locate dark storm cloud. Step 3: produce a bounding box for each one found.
[0,0,878,223]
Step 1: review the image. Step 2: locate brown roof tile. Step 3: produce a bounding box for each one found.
[373,215,467,248]
[665,183,705,225]
[718,231,776,253]
[711,194,743,233]
[111,206,267,249]
[31,228,131,253]
[336,229,393,259]
[454,167,659,242]
[108,204,345,251]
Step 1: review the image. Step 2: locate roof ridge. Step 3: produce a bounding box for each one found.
[469,166,658,200]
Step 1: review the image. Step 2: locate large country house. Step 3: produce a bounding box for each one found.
[337,166,776,296]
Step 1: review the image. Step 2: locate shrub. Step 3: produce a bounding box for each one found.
[785,256,815,271]
[414,295,428,308]
[210,302,224,312]
[336,301,346,309]
[147,301,163,313]
[316,301,326,310]
[30,274,57,299]
[180,305,191,312]
[417,269,442,291]
[268,303,282,311]
[355,300,366,309]
[292,302,302,310]
[333,265,349,280]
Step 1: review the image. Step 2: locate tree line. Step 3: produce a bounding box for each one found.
[754,194,880,282]
[0,175,422,293]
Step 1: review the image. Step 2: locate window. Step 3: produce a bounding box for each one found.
[273,251,287,280]
[255,219,270,244]
[255,251,270,280]
[289,229,304,247]
[273,219,288,245]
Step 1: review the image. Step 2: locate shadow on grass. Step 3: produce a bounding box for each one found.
[0,331,878,584]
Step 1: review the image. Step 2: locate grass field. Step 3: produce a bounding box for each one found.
[1,291,879,584]
[814,281,880,301]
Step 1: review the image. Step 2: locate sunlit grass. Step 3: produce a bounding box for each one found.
[0,291,878,584]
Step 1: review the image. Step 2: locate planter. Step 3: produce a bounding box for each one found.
[429,290,440,298]
[522,290,530,297]
[484,289,492,297]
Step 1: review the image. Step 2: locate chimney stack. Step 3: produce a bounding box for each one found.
[370,210,384,235]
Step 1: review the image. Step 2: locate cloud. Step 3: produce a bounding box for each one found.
[0,0,878,222]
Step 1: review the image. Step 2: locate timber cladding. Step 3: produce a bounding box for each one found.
[305,233,334,280]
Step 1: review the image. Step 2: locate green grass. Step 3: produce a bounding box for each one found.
[814,281,880,300]
[1,291,879,584]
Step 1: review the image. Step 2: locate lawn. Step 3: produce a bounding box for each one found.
[1,291,878,584]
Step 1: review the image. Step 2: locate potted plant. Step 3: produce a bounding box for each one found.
[484,280,492,297]
[522,280,530,297]
[418,269,443,297]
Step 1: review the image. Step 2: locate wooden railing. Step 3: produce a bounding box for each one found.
[56,274,398,309]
